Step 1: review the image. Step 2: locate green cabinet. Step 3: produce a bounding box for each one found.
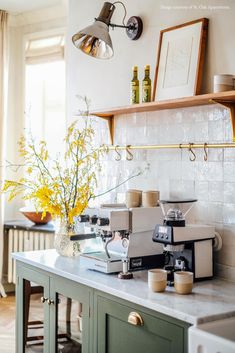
[16,262,92,353]
[94,292,190,353]
[16,261,189,353]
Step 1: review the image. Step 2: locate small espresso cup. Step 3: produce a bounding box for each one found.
[148,269,167,292]
[174,271,194,295]
[142,190,159,207]
[125,189,142,208]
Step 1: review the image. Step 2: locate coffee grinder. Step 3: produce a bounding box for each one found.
[152,199,215,282]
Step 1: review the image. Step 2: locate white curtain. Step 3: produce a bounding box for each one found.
[0,10,8,297]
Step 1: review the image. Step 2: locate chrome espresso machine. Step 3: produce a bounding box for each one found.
[152,199,215,281]
[77,205,165,278]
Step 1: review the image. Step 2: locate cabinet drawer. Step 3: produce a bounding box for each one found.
[96,295,187,353]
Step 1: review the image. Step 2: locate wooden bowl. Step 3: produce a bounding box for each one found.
[20,208,52,225]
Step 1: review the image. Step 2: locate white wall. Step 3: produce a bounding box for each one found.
[67,0,235,281]
[67,0,235,115]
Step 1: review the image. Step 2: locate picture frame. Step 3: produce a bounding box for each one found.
[153,18,208,101]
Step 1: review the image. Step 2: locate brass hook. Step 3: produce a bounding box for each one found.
[114,145,121,161]
[188,143,196,162]
[204,143,208,161]
[126,145,133,161]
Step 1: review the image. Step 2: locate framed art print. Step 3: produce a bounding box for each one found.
[153,18,208,101]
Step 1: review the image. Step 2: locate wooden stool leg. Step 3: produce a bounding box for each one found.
[66,297,72,337]
[23,280,31,347]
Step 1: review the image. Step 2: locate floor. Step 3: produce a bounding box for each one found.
[0,292,82,353]
[0,293,16,353]
[0,292,44,353]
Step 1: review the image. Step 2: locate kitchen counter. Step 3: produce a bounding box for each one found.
[12,249,235,325]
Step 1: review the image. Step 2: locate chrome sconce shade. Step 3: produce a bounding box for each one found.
[72,21,114,59]
[72,1,143,59]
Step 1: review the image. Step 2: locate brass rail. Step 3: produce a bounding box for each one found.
[106,142,235,150]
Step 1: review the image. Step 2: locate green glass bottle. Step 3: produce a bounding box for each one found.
[131,66,139,104]
[142,65,152,103]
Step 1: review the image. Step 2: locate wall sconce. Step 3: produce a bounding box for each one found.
[72,1,143,59]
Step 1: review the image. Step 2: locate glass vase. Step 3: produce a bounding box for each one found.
[54,219,81,257]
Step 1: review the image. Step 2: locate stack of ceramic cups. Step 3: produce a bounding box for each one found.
[213,74,235,93]
[125,189,159,208]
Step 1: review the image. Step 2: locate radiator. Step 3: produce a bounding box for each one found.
[8,229,54,284]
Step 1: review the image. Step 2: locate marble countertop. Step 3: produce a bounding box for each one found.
[12,249,235,325]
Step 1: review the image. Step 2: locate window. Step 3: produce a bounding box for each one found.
[25,33,66,158]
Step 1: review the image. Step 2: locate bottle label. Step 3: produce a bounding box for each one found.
[142,84,151,102]
[131,85,139,104]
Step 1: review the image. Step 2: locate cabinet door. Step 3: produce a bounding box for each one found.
[16,263,50,353]
[50,276,92,353]
[96,295,186,353]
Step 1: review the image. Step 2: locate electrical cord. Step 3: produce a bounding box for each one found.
[112,1,127,26]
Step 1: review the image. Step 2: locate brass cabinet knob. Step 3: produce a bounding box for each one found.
[47,299,55,305]
[40,296,48,303]
[127,312,144,326]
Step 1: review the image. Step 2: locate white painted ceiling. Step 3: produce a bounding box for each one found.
[0,0,62,13]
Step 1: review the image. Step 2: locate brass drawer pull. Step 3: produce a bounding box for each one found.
[40,296,48,303]
[128,312,144,326]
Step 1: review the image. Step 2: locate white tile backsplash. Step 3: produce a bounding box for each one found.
[224,182,235,203]
[208,120,225,142]
[97,105,235,281]
[207,162,224,181]
[209,181,224,202]
[224,148,235,161]
[194,122,209,142]
[223,203,235,224]
[224,162,235,182]
[181,161,195,180]
[195,181,209,201]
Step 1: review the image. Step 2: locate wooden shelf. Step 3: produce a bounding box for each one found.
[92,91,235,144]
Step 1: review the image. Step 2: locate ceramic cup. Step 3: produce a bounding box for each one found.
[148,269,167,292]
[174,271,194,295]
[125,189,142,208]
[142,190,159,207]
[213,74,234,93]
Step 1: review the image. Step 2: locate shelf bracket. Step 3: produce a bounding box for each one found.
[93,114,114,145]
[211,99,235,142]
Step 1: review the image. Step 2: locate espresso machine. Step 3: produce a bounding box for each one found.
[152,199,215,281]
[78,205,165,276]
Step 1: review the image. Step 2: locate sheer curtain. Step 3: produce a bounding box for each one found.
[0,10,8,297]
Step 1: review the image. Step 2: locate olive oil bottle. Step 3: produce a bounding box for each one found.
[142,65,151,103]
[131,66,139,104]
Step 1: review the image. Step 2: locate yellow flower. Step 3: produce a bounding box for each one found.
[1,108,106,229]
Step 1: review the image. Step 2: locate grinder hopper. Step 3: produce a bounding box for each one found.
[160,199,197,227]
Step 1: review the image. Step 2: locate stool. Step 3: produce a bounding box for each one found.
[23,280,72,347]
